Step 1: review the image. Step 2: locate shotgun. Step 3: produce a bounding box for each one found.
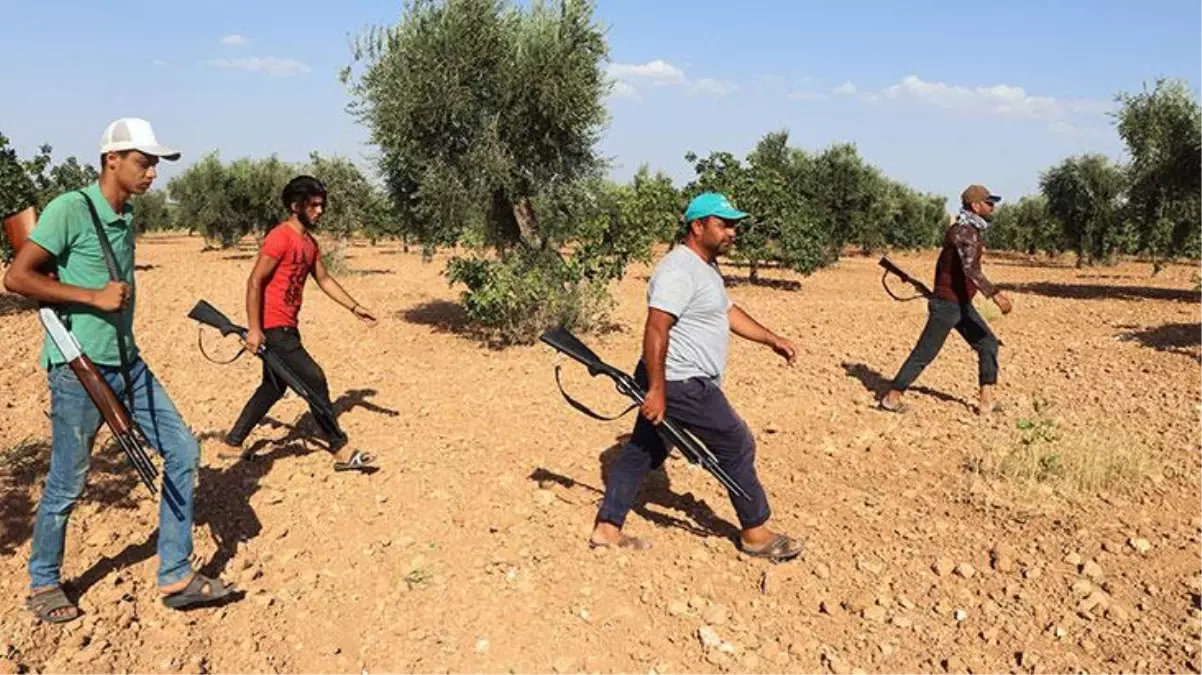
[540,327,750,500]
[3,207,160,494]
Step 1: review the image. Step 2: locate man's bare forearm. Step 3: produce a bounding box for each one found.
[729,305,777,345]
[318,277,360,311]
[4,267,98,307]
[246,278,266,333]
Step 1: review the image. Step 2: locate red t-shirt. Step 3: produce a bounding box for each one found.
[260,224,319,329]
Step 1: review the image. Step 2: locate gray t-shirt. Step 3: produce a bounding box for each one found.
[647,245,733,383]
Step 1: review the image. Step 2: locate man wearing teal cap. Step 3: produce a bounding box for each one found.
[589,191,805,562]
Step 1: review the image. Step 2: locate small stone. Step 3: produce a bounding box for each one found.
[1023,565,1042,580]
[891,616,912,629]
[820,599,838,615]
[760,571,774,595]
[843,592,874,614]
[1063,552,1082,566]
[1106,604,1129,622]
[1078,591,1109,614]
[666,601,689,618]
[688,595,707,611]
[862,606,887,623]
[698,625,722,650]
[534,489,556,507]
[1071,579,1093,596]
[1054,626,1067,639]
[954,609,968,622]
[981,627,999,644]
[857,558,884,576]
[475,638,489,654]
[942,656,965,673]
[932,558,955,577]
[955,563,976,579]
[1081,560,1104,580]
[897,596,915,610]
[1019,651,1038,668]
[1129,538,1151,554]
[702,604,728,626]
[813,563,831,580]
[1080,639,1098,655]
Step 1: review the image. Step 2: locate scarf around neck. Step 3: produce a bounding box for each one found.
[957,208,989,231]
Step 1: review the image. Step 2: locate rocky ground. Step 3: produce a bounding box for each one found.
[0,235,1198,674]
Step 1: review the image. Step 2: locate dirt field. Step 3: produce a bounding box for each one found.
[0,234,1199,675]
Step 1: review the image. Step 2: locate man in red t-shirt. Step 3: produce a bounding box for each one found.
[222,176,378,471]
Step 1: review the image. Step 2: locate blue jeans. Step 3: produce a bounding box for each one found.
[29,358,199,589]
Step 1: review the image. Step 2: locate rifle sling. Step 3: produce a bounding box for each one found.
[553,366,637,422]
[77,191,139,416]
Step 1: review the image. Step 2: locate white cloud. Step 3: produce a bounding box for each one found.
[206,56,311,77]
[151,59,169,67]
[789,90,828,101]
[606,59,737,101]
[689,78,738,97]
[833,81,857,96]
[220,34,250,46]
[608,80,641,102]
[871,74,1112,121]
[607,60,686,87]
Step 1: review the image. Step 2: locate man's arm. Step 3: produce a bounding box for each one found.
[243,253,279,352]
[311,254,376,324]
[953,227,1011,313]
[3,237,126,311]
[640,308,675,425]
[729,304,796,364]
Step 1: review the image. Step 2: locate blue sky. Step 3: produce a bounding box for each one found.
[2,0,1198,210]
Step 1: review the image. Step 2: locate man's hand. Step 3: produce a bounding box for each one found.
[352,304,377,327]
[90,281,130,312]
[993,292,1013,315]
[244,328,265,355]
[641,386,666,425]
[769,335,797,365]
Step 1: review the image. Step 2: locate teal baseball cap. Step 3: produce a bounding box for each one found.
[684,192,749,223]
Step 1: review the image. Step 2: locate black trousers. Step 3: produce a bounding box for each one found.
[226,327,346,449]
[891,297,999,391]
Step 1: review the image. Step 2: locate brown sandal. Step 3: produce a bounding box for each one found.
[26,586,80,624]
[588,534,651,551]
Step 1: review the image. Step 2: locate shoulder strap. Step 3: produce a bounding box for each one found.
[77,190,138,415]
[552,366,637,422]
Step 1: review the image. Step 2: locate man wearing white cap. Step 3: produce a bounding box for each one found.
[4,118,235,622]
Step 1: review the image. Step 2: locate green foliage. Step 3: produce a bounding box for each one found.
[446,249,612,345]
[344,0,610,253]
[346,0,634,344]
[0,133,37,263]
[1039,154,1129,265]
[987,195,1060,255]
[683,131,943,282]
[130,190,172,232]
[168,151,386,248]
[1113,78,1202,271]
[306,152,394,242]
[0,133,97,262]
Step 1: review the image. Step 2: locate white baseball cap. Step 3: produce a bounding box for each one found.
[99,118,180,161]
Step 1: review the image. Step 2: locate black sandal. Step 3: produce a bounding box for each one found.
[334,449,376,473]
[161,573,237,610]
[26,586,80,624]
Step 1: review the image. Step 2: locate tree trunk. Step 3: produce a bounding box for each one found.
[749,260,760,284]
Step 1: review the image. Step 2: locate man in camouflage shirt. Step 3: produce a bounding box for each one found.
[879,184,1013,416]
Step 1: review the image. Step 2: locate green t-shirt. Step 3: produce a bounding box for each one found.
[27,183,138,368]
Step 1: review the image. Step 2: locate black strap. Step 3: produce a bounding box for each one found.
[77,191,138,415]
[881,269,927,302]
[196,325,247,364]
[552,366,637,422]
